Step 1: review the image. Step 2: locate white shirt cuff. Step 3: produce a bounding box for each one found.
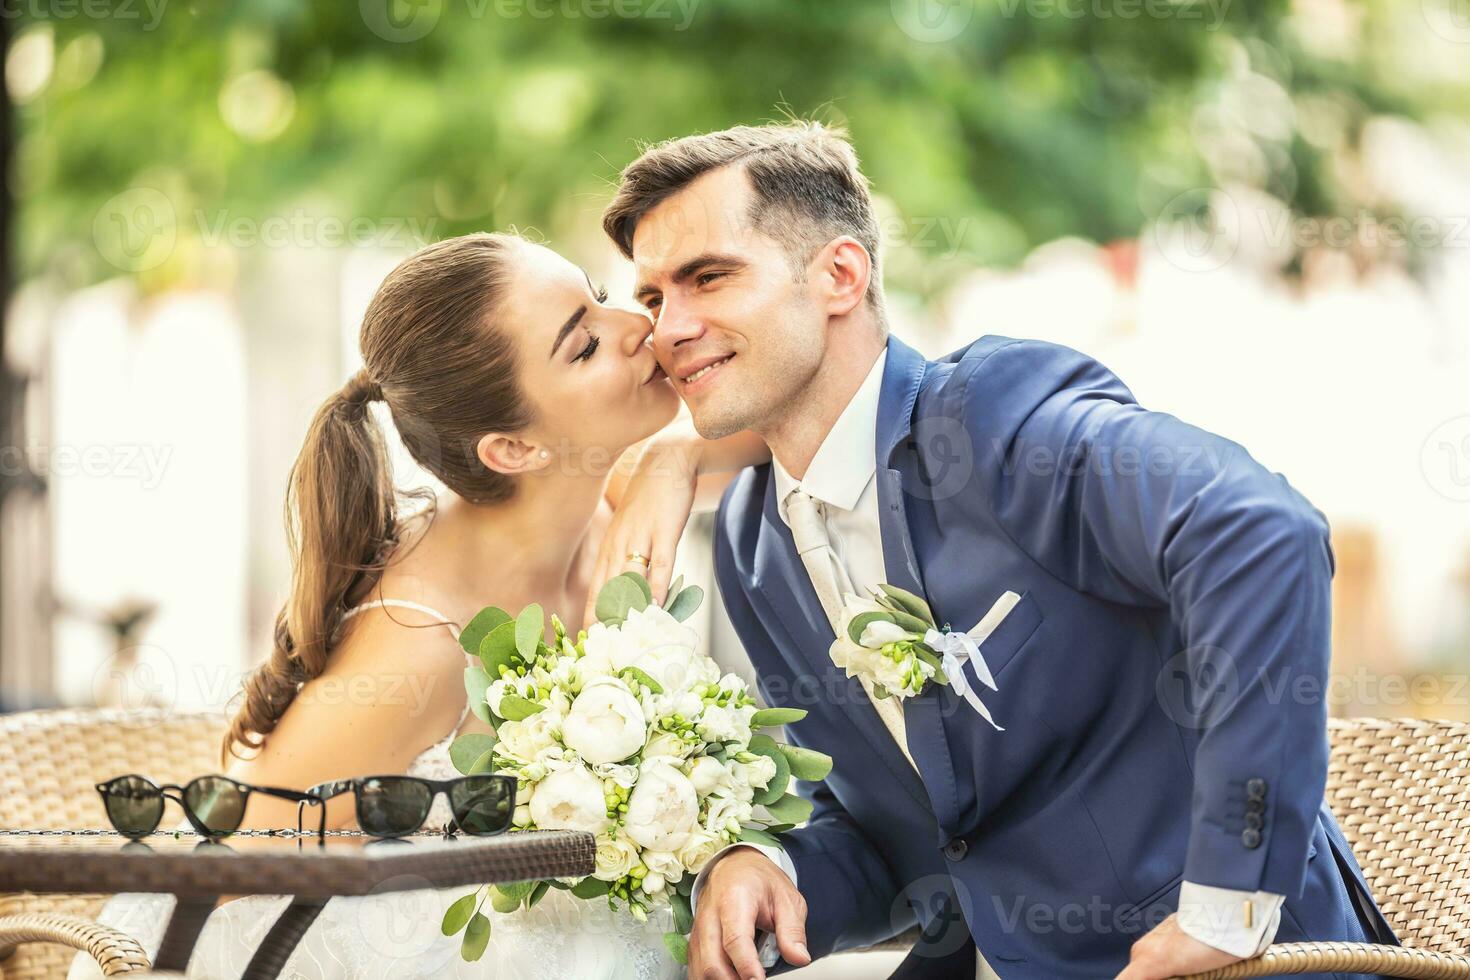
[691,843,798,969]
[1175,881,1284,959]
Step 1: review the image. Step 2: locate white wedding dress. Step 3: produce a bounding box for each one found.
[70,600,680,980]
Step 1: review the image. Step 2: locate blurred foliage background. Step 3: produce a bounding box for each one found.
[11,0,1470,296]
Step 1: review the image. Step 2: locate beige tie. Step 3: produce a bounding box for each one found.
[784,488,917,772]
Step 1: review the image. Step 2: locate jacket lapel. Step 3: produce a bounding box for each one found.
[877,337,963,835]
[752,470,930,810]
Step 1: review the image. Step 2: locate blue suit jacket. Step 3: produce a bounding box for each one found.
[713,334,1394,979]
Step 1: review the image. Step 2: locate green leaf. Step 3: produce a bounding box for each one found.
[515,604,544,662]
[527,880,550,908]
[478,621,520,677]
[670,889,693,934]
[460,607,512,657]
[449,733,497,775]
[620,665,664,694]
[461,911,491,961]
[498,695,545,721]
[491,880,535,912]
[912,644,943,670]
[872,682,892,700]
[888,609,933,635]
[663,931,689,965]
[848,611,897,646]
[746,734,791,806]
[876,584,935,624]
[666,585,704,622]
[469,748,496,774]
[624,571,653,605]
[779,744,833,782]
[569,876,611,899]
[441,891,478,935]
[675,873,694,898]
[749,707,807,728]
[762,822,796,834]
[737,825,782,847]
[595,574,648,624]
[663,574,685,609]
[464,666,493,724]
[761,793,814,825]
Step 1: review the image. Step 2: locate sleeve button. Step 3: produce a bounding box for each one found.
[1246,778,1267,799]
[943,838,968,861]
[1241,828,1262,849]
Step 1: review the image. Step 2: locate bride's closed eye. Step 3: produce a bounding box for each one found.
[573,334,600,363]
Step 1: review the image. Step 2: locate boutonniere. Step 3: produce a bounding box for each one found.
[829,584,1008,731]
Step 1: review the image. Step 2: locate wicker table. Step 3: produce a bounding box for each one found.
[0,828,595,978]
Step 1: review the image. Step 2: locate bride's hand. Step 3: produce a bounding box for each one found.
[585,438,703,627]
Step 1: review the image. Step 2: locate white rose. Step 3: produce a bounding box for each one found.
[675,829,723,874]
[512,804,532,828]
[642,849,683,883]
[641,872,666,895]
[624,761,699,852]
[735,754,777,790]
[593,833,640,881]
[643,729,694,761]
[497,710,561,765]
[529,765,610,835]
[563,678,647,764]
[696,704,747,745]
[704,793,752,835]
[687,756,730,796]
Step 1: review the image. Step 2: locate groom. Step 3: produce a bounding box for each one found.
[602,122,1396,980]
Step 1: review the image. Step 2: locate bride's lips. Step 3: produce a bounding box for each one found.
[643,362,667,386]
[676,353,735,393]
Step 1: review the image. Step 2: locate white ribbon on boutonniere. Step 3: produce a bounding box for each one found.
[829,585,1020,732]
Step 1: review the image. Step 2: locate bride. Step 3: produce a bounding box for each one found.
[71,232,767,979]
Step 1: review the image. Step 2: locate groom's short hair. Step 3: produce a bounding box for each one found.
[603,121,884,311]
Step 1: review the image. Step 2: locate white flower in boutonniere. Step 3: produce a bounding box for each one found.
[830,584,1005,732]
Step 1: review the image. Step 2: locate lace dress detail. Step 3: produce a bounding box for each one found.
[69,600,679,980]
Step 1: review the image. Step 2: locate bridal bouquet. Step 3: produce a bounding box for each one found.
[440,572,831,966]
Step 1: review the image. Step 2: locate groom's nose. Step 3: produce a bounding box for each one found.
[651,296,704,358]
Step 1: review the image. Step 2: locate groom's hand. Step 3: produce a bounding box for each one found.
[1115,913,1240,980]
[690,849,811,980]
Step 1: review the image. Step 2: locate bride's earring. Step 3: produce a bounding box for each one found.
[539,450,549,460]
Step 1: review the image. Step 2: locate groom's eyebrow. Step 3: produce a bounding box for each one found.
[634,252,746,304]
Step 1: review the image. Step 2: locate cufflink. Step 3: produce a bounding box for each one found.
[1243,899,1253,929]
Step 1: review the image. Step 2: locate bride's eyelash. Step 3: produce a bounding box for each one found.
[573,334,600,363]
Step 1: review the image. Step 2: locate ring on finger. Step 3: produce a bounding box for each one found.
[625,551,651,568]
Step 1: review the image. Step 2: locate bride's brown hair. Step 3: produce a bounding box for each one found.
[222,232,530,763]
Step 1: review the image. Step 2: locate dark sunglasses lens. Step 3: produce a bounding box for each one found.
[449,777,513,835]
[183,777,246,836]
[103,776,164,837]
[357,778,432,837]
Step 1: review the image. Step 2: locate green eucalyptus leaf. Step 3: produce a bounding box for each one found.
[762,822,796,834]
[911,644,943,670]
[624,571,653,605]
[464,666,493,724]
[527,880,550,908]
[460,607,512,657]
[663,574,685,609]
[570,876,610,899]
[515,604,544,662]
[670,889,693,934]
[750,707,807,728]
[666,585,704,622]
[737,825,782,848]
[779,744,833,781]
[441,891,478,935]
[595,574,647,624]
[620,666,664,694]
[847,611,897,646]
[761,793,814,825]
[497,695,544,721]
[888,609,932,635]
[469,749,496,774]
[462,912,491,961]
[746,734,791,806]
[449,733,497,775]
[877,584,934,624]
[478,621,520,676]
[663,931,689,965]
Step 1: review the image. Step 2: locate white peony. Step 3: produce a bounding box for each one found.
[696,704,748,745]
[735,754,777,790]
[528,765,610,835]
[687,756,730,796]
[562,678,647,764]
[593,832,641,881]
[624,761,699,852]
[675,829,724,873]
[643,729,694,761]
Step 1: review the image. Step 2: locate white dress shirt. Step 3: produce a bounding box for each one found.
[694,350,1283,970]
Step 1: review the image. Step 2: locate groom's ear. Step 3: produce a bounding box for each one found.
[476,432,550,477]
[814,236,873,318]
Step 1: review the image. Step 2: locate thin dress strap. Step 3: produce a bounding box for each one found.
[342,598,477,733]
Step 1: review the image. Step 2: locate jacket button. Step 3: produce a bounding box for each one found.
[943,838,968,861]
[1245,797,1265,815]
[1241,828,1262,849]
[1244,812,1263,830]
[1246,778,1267,800]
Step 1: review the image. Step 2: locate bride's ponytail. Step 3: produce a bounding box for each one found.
[222,232,530,763]
[222,369,396,762]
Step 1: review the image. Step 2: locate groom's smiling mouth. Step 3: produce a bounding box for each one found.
[678,353,735,390]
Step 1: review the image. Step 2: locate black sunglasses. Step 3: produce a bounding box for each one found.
[96,774,318,839]
[306,774,516,839]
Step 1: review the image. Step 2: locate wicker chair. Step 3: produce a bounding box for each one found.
[0,708,226,979]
